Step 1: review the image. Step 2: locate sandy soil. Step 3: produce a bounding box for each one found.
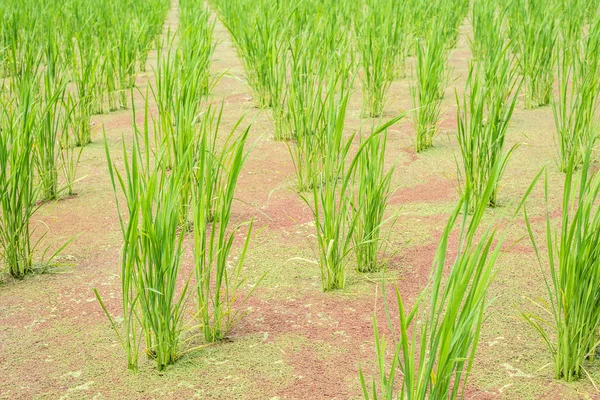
[0,1,598,400]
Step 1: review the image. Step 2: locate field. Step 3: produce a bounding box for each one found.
[2,0,600,399]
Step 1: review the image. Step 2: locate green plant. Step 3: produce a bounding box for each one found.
[220,1,288,109]
[196,103,244,223]
[192,114,259,342]
[60,94,84,197]
[115,25,138,109]
[553,18,600,172]
[522,146,600,382]
[36,47,67,201]
[456,58,519,209]
[0,77,38,278]
[409,0,468,52]
[71,35,97,146]
[285,32,335,191]
[355,0,398,117]
[302,89,355,291]
[556,0,587,52]
[97,98,189,371]
[506,0,556,109]
[152,36,177,168]
[351,118,402,273]
[179,1,216,97]
[301,82,403,289]
[360,166,503,399]
[151,17,215,226]
[470,0,503,62]
[389,0,410,79]
[412,29,448,152]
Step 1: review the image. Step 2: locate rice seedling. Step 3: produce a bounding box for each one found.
[271,87,291,141]
[195,103,244,223]
[440,0,471,50]
[71,35,98,146]
[506,0,556,109]
[355,0,398,117]
[301,80,403,289]
[521,145,600,382]
[556,0,587,53]
[301,89,355,291]
[553,18,600,172]
[0,77,38,278]
[192,112,259,342]
[179,1,216,97]
[407,0,433,44]
[102,52,118,113]
[153,18,215,226]
[389,1,411,79]
[1,13,33,83]
[171,73,204,228]
[351,116,403,273]
[360,166,504,399]
[319,10,356,92]
[115,26,139,109]
[152,37,177,166]
[134,0,170,72]
[36,39,68,201]
[470,0,503,62]
[58,116,83,197]
[411,28,448,153]
[219,1,288,109]
[91,42,110,116]
[456,57,520,209]
[285,31,335,191]
[409,0,468,51]
[97,97,189,371]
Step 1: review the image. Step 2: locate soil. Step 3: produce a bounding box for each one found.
[1,1,599,399]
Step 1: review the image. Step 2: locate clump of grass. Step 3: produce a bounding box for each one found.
[522,146,600,382]
[360,167,503,399]
[470,0,503,62]
[114,25,138,110]
[389,1,410,79]
[97,98,188,371]
[553,18,600,172]
[506,0,556,109]
[152,9,216,225]
[355,0,398,117]
[71,36,98,146]
[0,77,38,278]
[456,56,519,209]
[556,0,587,52]
[285,31,339,191]
[179,2,216,97]
[36,44,68,201]
[219,1,288,109]
[351,116,403,273]
[58,110,83,198]
[301,88,354,291]
[411,28,448,152]
[96,95,257,369]
[192,111,260,342]
[301,81,402,289]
